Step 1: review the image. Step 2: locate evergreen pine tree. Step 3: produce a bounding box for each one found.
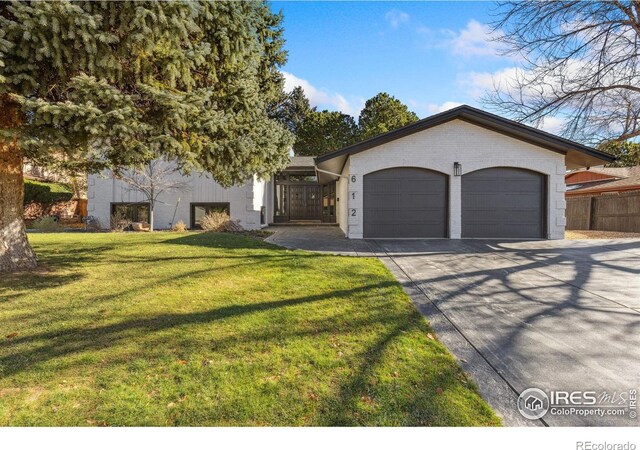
[272,86,313,135]
[294,110,358,156]
[0,1,293,271]
[358,92,419,140]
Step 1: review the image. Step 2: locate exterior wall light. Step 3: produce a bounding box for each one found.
[454,162,462,176]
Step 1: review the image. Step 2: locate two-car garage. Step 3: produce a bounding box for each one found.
[314,105,615,240]
[362,166,545,239]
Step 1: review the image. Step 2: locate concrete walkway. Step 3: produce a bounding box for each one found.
[265,226,376,256]
[265,226,640,426]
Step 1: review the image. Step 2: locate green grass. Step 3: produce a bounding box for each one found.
[0,232,500,426]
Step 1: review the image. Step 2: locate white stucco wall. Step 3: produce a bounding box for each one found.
[87,170,263,230]
[264,177,275,226]
[344,119,567,239]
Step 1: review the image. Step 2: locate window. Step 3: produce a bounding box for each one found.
[110,203,150,223]
[274,184,288,218]
[322,183,336,223]
[288,174,317,182]
[190,203,230,229]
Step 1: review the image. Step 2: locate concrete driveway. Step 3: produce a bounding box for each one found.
[266,227,640,426]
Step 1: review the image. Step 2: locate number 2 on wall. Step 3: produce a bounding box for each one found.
[351,209,356,217]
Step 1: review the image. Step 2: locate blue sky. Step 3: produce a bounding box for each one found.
[272,1,523,121]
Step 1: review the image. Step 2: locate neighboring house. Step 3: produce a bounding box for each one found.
[565,166,640,232]
[88,105,613,238]
[566,166,640,195]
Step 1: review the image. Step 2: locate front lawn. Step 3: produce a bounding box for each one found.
[0,232,499,426]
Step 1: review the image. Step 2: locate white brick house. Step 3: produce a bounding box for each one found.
[88,105,613,238]
[87,172,271,231]
[317,105,613,239]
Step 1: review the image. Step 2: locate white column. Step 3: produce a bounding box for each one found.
[449,174,462,239]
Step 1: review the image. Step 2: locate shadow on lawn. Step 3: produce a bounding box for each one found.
[0,272,81,304]
[165,232,280,250]
[0,244,121,303]
[0,281,397,378]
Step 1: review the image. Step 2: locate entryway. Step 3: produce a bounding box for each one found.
[272,169,336,224]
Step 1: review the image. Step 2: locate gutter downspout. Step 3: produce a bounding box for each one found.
[315,167,348,179]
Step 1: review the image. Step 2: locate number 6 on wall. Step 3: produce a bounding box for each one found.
[350,175,356,183]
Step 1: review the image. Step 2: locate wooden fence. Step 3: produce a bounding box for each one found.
[566,190,640,232]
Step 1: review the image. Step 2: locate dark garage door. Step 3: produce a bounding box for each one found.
[462,167,545,238]
[363,167,447,238]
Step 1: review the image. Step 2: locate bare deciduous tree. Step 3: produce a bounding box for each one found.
[485,1,640,145]
[115,159,189,231]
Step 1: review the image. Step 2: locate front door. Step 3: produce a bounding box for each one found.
[289,185,321,220]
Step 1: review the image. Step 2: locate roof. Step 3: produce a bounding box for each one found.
[566,165,640,195]
[567,166,640,180]
[285,156,316,171]
[315,105,615,183]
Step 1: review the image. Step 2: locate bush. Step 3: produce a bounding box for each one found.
[31,216,62,231]
[200,211,243,232]
[110,210,132,232]
[24,180,73,204]
[171,220,188,232]
[85,216,103,232]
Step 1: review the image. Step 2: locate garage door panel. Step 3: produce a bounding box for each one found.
[468,178,541,191]
[364,167,447,238]
[370,180,401,193]
[462,167,545,239]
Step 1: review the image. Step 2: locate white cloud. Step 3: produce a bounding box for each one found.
[425,101,464,115]
[460,58,590,102]
[460,68,519,106]
[537,116,565,134]
[459,67,570,135]
[415,20,513,59]
[385,9,410,29]
[282,71,364,116]
[446,20,506,58]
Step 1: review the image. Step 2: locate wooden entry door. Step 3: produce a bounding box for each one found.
[289,185,321,220]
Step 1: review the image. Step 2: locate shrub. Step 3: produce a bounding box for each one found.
[131,222,150,232]
[110,210,132,232]
[85,216,103,232]
[24,180,73,204]
[31,216,62,231]
[200,211,243,232]
[171,220,188,232]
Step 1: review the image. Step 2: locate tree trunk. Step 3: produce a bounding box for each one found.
[149,207,154,232]
[0,95,37,272]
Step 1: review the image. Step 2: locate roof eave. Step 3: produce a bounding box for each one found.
[315,105,615,167]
